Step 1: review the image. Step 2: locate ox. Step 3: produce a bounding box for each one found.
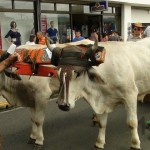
[49,38,150,150]
[0,72,59,149]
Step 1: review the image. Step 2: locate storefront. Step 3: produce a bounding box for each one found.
[0,0,121,49]
[41,1,121,42]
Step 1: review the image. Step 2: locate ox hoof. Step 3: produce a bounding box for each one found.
[94,145,103,150]
[130,147,141,150]
[34,144,44,150]
[27,137,36,144]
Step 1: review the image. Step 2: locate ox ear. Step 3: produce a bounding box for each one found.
[51,47,62,66]
[87,67,105,84]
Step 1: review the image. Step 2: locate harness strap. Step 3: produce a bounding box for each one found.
[61,52,83,58]
[59,58,89,67]
[63,72,67,103]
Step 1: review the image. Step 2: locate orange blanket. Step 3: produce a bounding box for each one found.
[15,44,51,64]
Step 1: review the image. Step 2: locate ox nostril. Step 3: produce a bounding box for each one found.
[58,104,70,111]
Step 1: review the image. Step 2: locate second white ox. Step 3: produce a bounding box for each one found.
[55,38,150,150]
[0,72,59,149]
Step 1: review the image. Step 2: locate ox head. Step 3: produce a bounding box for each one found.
[46,39,105,111]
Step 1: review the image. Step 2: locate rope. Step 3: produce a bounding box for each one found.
[63,72,67,104]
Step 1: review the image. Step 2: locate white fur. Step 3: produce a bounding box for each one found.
[0,73,59,145]
[65,38,150,149]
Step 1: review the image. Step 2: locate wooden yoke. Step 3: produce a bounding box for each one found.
[12,44,57,77]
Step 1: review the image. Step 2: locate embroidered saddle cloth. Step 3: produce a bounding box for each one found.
[15,44,51,64]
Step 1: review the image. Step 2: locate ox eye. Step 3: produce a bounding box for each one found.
[74,70,80,78]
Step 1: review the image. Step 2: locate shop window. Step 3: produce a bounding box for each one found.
[115,7,121,14]
[72,5,84,13]
[103,7,112,13]
[0,1,12,9]
[113,7,116,14]
[56,4,69,11]
[103,15,120,34]
[41,3,54,11]
[91,11,102,15]
[83,5,90,13]
[0,12,34,50]
[41,13,71,43]
[14,1,33,9]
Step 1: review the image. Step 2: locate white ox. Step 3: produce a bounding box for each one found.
[55,38,150,150]
[0,72,59,149]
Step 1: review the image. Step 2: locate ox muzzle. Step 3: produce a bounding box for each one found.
[56,66,72,111]
[58,103,70,111]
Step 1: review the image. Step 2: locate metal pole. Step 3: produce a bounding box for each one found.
[33,0,41,34]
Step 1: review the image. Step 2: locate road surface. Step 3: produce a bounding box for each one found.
[0,99,150,150]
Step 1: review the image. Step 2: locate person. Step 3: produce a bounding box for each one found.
[36,31,46,45]
[127,22,145,42]
[0,43,21,73]
[46,21,58,44]
[73,30,85,42]
[144,25,150,37]
[5,21,21,47]
[90,28,99,41]
[26,34,36,45]
[108,30,120,41]
[101,33,108,42]
[0,53,21,73]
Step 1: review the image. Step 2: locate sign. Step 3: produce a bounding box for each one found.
[90,0,108,12]
[41,15,47,34]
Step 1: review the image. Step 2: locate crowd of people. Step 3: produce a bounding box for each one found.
[4,20,59,47]
[4,20,150,48]
[1,20,150,74]
[72,28,122,42]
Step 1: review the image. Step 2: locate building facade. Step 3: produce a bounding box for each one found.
[0,0,150,50]
[111,0,150,41]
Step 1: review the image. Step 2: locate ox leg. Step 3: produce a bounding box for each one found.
[94,113,108,149]
[125,97,141,150]
[28,108,38,144]
[29,106,46,146]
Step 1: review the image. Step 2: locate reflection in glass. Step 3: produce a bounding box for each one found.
[72,5,84,13]
[56,4,69,11]
[103,16,116,34]
[0,12,33,50]
[15,1,33,9]
[103,14,121,37]
[103,7,112,13]
[83,5,90,13]
[42,14,70,43]
[41,3,54,11]
[0,1,12,9]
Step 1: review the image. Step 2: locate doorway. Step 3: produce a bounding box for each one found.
[72,14,102,40]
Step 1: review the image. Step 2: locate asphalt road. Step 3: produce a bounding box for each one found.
[0,99,150,150]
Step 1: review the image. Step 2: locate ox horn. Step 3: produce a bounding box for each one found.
[46,36,56,52]
[92,39,98,52]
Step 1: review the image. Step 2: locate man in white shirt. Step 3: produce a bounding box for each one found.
[144,26,150,37]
